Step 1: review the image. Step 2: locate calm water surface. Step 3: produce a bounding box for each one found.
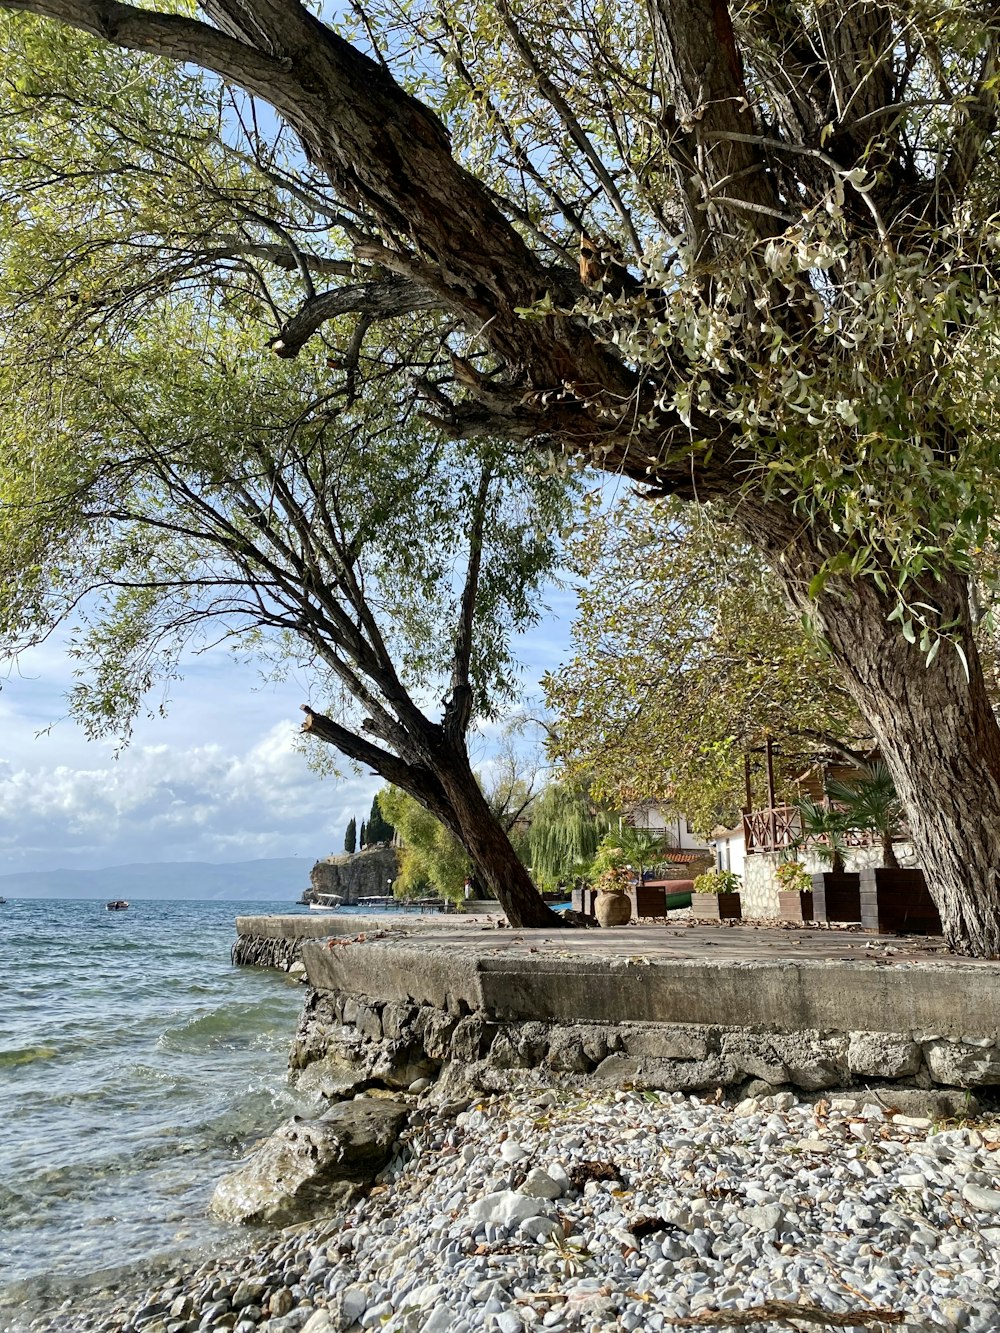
[0,898,318,1323]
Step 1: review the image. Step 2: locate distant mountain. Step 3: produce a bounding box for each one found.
[0,857,312,901]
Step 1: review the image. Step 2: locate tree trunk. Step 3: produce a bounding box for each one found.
[818,572,1000,954]
[431,743,567,930]
[741,501,1000,955]
[301,708,564,928]
[882,830,900,870]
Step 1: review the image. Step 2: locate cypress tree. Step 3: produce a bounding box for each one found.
[359,819,367,848]
[368,793,396,844]
[344,817,357,854]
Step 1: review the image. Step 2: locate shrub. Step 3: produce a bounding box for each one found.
[594,862,634,895]
[693,869,741,896]
[775,859,812,893]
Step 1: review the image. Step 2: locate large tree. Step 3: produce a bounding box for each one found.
[5,2,1000,950]
[0,47,573,926]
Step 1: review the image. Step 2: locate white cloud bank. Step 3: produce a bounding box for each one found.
[0,579,576,876]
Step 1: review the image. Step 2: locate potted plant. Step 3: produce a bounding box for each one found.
[774,858,814,923]
[826,765,941,933]
[592,861,634,927]
[793,796,861,922]
[691,869,742,920]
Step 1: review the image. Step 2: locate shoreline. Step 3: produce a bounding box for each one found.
[18,1084,1000,1333]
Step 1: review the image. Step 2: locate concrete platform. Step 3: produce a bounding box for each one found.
[235,911,501,940]
[299,920,1000,1041]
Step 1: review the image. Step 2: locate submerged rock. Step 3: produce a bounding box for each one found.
[210,1097,409,1226]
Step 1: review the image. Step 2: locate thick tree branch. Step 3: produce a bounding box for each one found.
[645,0,781,249]
[443,465,491,745]
[268,277,442,357]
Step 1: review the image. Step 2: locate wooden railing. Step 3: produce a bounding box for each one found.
[743,806,875,854]
[743,805,801,853]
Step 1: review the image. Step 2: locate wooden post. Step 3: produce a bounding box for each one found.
[766,737,776,848]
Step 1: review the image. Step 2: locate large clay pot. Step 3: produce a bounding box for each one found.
[594,890,632,927]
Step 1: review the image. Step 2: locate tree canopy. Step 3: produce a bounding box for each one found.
[0,27,576,925]
[5,0,1000,948]
[546,493,862,832]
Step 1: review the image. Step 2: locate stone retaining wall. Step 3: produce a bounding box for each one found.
[289,985,1000,1104]
[231,933,303,970]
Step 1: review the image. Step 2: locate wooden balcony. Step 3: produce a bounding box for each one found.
[743,805,800,854]
[743,806,875,855]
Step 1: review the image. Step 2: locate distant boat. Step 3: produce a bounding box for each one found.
[105,900,129,911]
[309,894,342,912]
[0,896,6,904]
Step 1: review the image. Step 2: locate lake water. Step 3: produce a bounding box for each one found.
[0,898,318,1327]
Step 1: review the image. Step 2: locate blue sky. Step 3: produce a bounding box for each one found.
[0,585,578,875]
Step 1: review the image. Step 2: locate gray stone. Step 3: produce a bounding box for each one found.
[963,1184,1000,1212]
[466,1190,553,1228]
[231,1284,266,1312]
[775,1034,848,1090]
[924,1040,1000,1087]
[742,1204,786,1234]
[519,1169,564,1200]
[450,1016,497,1063]
[623,1028,711,1061]
[269,1291,294,1319]
[590,1052,724,1091]
[847,1031,922,1079]
[353,1002,383,1042]
[579,1029,610,1064]
[416,1010,457,1059]
[210,1099,408,1225]
[720,1034,789,1085]
[515,1022,551,1065]
[486,1033,523,1069]
[329,1288,367,1329]
[370,1040,437,1090]
[379,1002,418,1040]
[545,1034,592,1073]
[300,1314,334,1333]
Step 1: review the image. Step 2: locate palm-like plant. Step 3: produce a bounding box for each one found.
[595,825,677,884]
[792,797,850,875]
[825,763,904,869]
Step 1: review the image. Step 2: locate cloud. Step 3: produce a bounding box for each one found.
[0,649,382,873]
[0,572,577,876]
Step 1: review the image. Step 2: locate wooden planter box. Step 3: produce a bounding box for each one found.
[859,867,943,935]
[691,892,742,921]
[571,888,596,918]
[778,889,814,923]
[629,884,664,918]
[811,872,861,923]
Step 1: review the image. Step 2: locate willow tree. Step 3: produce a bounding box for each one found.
[4,3,1000,951]
[0,41,573,925]
[525,781,612,889]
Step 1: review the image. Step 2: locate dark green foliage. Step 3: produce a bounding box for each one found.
[369,794,395,845]
[344,817,357,855]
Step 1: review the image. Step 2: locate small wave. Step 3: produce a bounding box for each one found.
[157,1006,266,1053]
[0,1045,58,1068]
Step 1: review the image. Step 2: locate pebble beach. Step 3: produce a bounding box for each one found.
[24,1086,1000,1333]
